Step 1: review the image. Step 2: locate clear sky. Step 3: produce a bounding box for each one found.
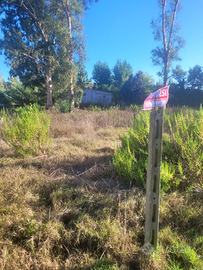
[0,0,203,83]
[83,0,203,82]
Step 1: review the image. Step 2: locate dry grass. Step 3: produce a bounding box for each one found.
[0,107,203,269]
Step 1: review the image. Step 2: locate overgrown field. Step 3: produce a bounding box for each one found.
[0,106,203,269]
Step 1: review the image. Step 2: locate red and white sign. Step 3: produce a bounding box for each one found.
[143,86,169,110]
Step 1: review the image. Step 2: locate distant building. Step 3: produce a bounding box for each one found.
[81,89,112,106]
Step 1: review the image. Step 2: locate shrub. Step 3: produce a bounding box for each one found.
[113,111,150,187]
[164,106,203,189]
[114,106,203,191]
[54,99,70,113]
[0,104,51,156]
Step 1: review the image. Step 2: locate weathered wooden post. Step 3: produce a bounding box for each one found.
[143,86,169,254]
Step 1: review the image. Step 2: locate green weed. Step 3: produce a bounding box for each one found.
[113,111,150,187]
[0,104,51,156]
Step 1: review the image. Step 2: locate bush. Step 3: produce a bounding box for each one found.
[114,106,203,191]
[54,99,70,113]
[0,104,51,156]
[113,111,150,187]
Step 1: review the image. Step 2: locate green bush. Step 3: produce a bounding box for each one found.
[113,111,150,187]
[0,104,51,156]
[114,106,203,191]
[54,99,70,113]
[164,106,203,190]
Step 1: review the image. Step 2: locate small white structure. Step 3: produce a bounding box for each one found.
[81,89,112,106]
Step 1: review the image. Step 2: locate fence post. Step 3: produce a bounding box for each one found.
[144,107,164,252]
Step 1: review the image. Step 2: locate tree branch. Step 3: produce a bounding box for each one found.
[59,0,71,34]
[13,3,48,42]
[22,53,45,66]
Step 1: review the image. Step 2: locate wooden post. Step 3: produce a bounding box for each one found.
[144,107,164,253]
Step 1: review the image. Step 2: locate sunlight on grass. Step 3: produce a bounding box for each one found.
[0,107,203,269]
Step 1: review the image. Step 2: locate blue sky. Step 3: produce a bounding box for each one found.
[83,0,203,82]
[0,0,203,83]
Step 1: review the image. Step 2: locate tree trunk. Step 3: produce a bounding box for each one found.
[162,0,179,87]
[45,68,53,109]
[60,0,75,112]
[69,73,75,112]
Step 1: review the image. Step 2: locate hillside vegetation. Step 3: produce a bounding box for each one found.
[0,106,203,270]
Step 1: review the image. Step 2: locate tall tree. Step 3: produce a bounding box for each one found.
[151,0,185,86]
[92,61,112,86]
[0,0,62,108]
[0,0,99,109]
[58,0,99,111]
[112,59,133,87]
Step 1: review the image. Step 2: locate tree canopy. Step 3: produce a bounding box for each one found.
[187,65,203,90]
[112,59,133,88]
[92,61,112,86]
[0,0,99,109]
[120,71,154,105]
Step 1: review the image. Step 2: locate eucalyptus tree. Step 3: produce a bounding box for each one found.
[0,0,99,109]
[151,0,185,86]
[58,0,99,111]
[0,0,62,108]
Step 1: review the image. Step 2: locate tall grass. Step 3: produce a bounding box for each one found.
[0,106,202,269]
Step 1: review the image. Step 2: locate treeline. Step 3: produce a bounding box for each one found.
[0,0,202,110]
[1,63,203,110]
[87,61,203,108]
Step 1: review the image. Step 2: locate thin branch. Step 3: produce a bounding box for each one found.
[13,3,48,42]
[22,53,45,66]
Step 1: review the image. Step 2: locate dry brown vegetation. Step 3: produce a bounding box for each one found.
[0,107,203,269]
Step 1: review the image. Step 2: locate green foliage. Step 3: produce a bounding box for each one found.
[87,104,102,111]
[187,65,203,90]
[0,1,99,109]
[160,227,203,270]
[75,89,83,107]
[161,161,178,192]
[120,71,153,105]
[112,59,133,88]
[2,79,46,109]
[164,106,203,189]
[90,259,119,269]
[171,65,187,90]
[77,64,90,88]
[54,99,70,113]
[114,106,203,191]
[92,61,113,86]
[113,111,150,187]
[0,104,51,156]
